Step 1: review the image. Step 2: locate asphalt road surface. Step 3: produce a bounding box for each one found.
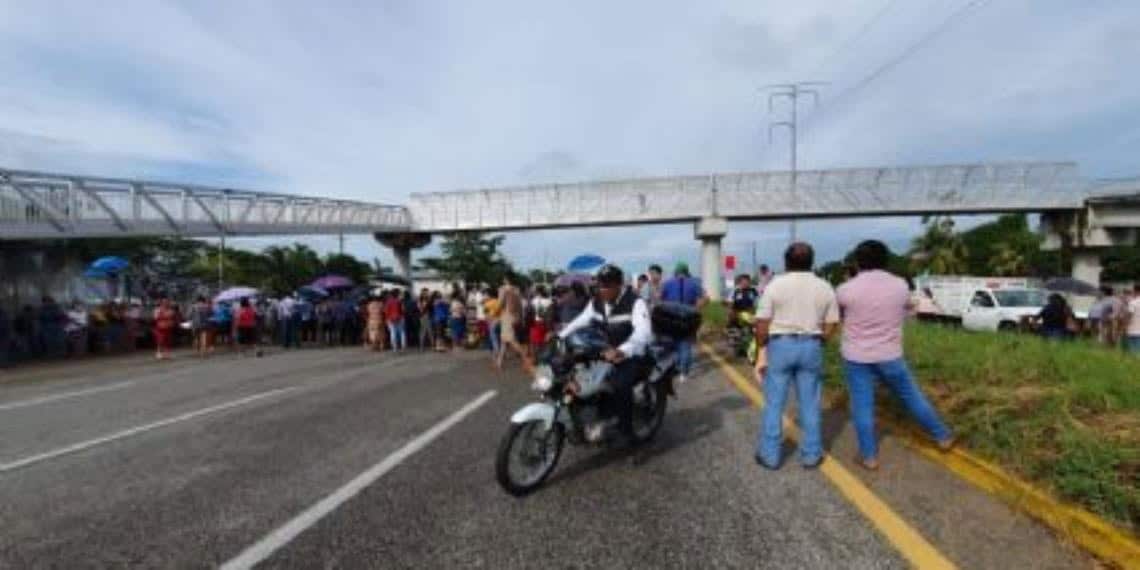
[0,347,1093,569]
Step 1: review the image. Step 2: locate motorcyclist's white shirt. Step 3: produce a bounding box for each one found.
[558,296,652,357]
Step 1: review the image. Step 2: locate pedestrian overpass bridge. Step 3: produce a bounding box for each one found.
[3,162,1136,294]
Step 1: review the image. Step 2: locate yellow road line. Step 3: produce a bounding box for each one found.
[891,421,1140,569]
[702,344,957,570]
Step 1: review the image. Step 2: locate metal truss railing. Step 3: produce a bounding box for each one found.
[408,162,1084,231]
[0,167,411,239]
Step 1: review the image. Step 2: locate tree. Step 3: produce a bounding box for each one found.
[322,253,371,285]
[909,216,969,275]
[988,242,1029,276]
[418,232,518,291]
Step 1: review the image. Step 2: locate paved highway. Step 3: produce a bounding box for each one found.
[0,348,1092,568]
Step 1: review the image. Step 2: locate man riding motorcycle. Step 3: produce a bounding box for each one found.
[727,274,759,359]
[557,263,652,446]
[731,273,759,314]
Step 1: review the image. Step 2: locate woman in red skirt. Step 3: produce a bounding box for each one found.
[153,298,176,360]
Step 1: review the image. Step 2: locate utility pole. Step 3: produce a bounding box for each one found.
[750,240,757,276]
[217,234,225,290]
[338,232,344,255]
[764,82,826,243]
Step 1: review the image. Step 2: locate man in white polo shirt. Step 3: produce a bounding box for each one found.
[753,242,839,470]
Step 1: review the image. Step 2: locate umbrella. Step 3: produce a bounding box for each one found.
[567,254,606,273]
[1044,277,1099,296]
[297,285,329,300]
[555,272,592,287]
[215,286,259,303]
[83,267,111,279]
[89,255,130,273]
[312,274,354,290]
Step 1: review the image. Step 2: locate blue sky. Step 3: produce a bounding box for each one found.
[2,0,1138,273]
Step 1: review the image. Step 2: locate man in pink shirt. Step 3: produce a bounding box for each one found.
[837,240,954,470]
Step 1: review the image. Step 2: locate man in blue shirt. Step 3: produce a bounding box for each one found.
[660,262,707,382]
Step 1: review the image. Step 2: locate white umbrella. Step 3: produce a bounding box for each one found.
[215,286,259,303]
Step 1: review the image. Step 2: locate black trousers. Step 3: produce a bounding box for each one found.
[609,355,651,436]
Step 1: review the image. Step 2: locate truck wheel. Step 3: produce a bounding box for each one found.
[998,321,1017,332]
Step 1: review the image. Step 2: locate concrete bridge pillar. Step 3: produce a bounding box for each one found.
[695,217,728,301]
[1071,251,1103,287]
[374,232,432,284]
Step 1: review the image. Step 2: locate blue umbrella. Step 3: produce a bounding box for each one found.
[567,254,606,273]
[89,256,130,273]
[83,267,111,279]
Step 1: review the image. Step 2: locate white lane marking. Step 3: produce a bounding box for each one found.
[0,380,138,412]
[0,387,298,473]
[220,389,498,570]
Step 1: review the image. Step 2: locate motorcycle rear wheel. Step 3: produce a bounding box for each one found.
[495,420,565,496]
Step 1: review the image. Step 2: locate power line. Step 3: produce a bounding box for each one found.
[810,0,905,76]
[812,0,995,122]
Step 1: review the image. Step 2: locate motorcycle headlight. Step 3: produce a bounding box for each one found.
[531,365,554,392]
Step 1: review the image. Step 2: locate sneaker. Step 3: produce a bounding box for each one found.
[678,373,688,384]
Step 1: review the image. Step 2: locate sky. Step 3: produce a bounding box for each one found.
[2,0,1139,275]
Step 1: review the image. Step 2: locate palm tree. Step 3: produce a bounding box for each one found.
[988,242,1029,276]
[909,217,969,275]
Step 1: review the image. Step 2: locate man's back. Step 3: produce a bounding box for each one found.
[756,272,837,335]
[836,270,909,363]
[662,276,703,306]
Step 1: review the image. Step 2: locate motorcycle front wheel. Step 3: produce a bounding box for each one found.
[495,420,565,496]
[631,381,668,443]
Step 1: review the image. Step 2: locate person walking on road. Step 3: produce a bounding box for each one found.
[496,277,529,370]
[836,240,955,471]
[660,262,706,383]
[384,291,406,352]
[753,242,838,470]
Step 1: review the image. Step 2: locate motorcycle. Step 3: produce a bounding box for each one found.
[725,309,756,363]
[495,327,678,496]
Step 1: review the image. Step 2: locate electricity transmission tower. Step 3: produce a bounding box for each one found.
[764,82,826,243]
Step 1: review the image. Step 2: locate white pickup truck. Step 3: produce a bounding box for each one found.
[912,276,1049,332]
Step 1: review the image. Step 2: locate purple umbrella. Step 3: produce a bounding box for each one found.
[554,273,592,287]
[311,274,354,290]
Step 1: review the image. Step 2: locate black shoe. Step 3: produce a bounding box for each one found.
[754,455,779,471]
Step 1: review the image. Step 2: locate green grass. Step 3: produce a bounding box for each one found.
[821,324,1140,531]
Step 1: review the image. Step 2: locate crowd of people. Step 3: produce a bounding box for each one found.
[0,297,174,366]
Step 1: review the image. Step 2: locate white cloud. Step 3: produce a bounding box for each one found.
[1,0,1137,267]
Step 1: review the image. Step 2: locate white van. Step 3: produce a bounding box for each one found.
[913,276,1048,332]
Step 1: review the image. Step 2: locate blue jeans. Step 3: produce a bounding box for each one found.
[1127,336,1140,355]
[489,321,501,354]
[676,337,695,375]
[843,358,951,460]
[387,319,406,350]
[755,336,824,466]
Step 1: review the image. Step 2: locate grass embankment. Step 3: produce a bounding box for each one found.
[820,324,1140,532]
